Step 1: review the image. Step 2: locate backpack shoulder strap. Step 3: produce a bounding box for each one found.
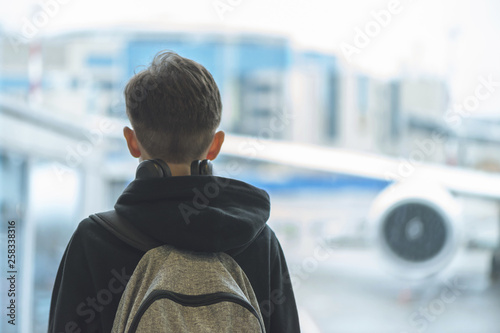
[90,210,162,252]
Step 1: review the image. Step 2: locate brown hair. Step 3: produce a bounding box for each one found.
[124,51,222,163]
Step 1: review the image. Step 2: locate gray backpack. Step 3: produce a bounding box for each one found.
[91,211,265,333]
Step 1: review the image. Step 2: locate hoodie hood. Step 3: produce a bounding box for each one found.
[114,176,270,254]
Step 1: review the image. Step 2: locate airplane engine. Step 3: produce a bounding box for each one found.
[368,181,463,279]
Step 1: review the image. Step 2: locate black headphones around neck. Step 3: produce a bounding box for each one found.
[135,159,213,180]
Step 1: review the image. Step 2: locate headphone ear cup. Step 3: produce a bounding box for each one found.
[153,159,172,177]
[136,159,171,179]
[136,160,161,179]
[190,160,213,176]
[190,160,201,176]
[199,159,213,176]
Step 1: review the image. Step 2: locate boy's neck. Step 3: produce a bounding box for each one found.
[139,154,192,176]
[166,163,191,176]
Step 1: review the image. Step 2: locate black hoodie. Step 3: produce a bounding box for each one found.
[48,176,301,332]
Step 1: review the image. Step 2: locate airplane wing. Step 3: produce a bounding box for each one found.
[222,134,500,200]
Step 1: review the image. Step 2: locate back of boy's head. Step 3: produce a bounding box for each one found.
[124,51,222,163]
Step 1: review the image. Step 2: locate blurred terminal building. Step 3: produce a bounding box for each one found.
[1,29,499,213]
[0,28,500,331]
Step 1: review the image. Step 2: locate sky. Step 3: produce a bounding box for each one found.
[1,0,500,111]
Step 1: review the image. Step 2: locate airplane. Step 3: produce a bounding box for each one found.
[223,134,500,280]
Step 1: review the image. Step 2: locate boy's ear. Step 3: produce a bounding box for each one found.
[205,131,225,161]
[123,126,142,158]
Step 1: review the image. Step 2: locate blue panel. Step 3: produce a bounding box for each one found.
[297,51,338,71]
[357,75,369,115]
[124,39,225,89]
[123,35,295,97]
[86,55,114,67]
[0,77,29,89]
[237,41,291,73]
[240,174,391,193]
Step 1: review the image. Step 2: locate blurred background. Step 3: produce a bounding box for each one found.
[1,0,500,332]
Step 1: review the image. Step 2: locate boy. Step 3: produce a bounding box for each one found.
[48,51,300,332]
